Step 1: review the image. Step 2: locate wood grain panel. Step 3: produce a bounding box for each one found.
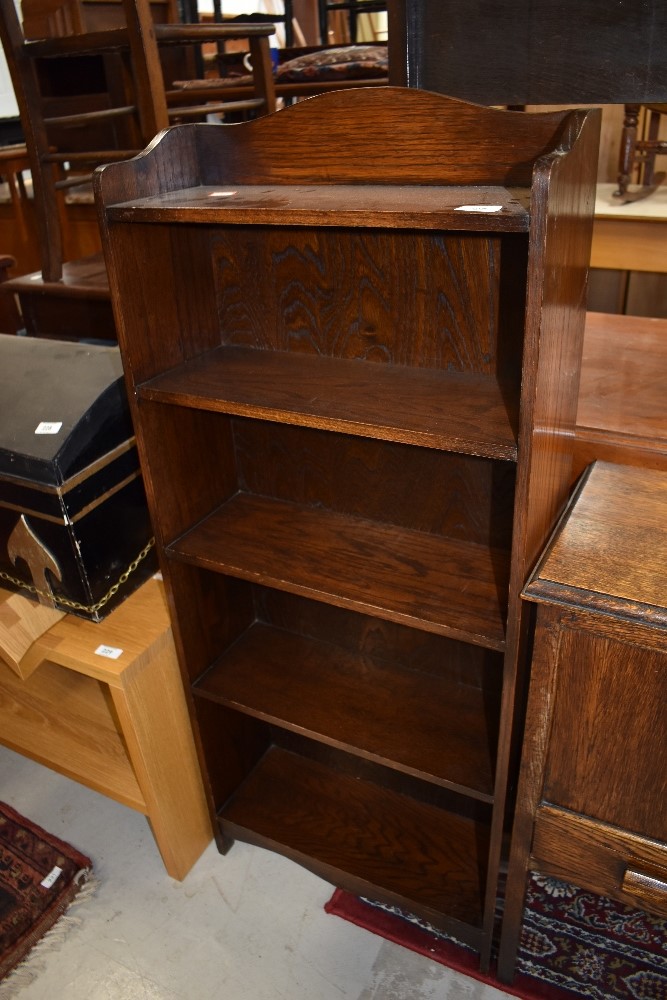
[528,462,667,616]
[212,228,504,373]
[233,420,516,547]
[254,587,503,688]
[544,627,667,841]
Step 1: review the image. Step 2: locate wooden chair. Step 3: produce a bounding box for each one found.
[318,0,387,44]
[0,0,276,338]
[180,2,387,105]
[210,1,297,47]
[179,40,387,107]
[615,103,667,203]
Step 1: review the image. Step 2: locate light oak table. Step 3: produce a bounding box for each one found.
[590,183,667,274]
[0,577,212,880]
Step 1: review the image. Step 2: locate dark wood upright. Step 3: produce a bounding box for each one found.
[497,460,667,982]
[388,0,667,105]
[94,87,600,969]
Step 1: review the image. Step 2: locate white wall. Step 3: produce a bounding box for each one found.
[0,0,20,119]
[0,50,19,119]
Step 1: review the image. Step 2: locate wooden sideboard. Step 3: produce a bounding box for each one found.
[0,577,212,879]
[497,460,667,982]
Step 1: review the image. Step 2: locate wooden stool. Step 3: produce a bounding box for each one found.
[0,576,212,879]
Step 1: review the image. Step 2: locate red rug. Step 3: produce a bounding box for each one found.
[326,873,667,999]
[0,802,95,990]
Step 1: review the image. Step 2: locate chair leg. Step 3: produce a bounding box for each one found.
[349,0,358,42]
[641,108,662,188]
[283,0,294,46]
[615,103,640,199]
[317,0,328,43]
[0,255,23,335]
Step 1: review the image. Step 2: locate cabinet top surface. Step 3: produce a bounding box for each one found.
[524,462,667,622]
[105,183,532,230]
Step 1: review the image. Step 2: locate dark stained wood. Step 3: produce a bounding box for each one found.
[531,807,667,919]
[497,461,667,983]
[194,622,499,799]
[95,88,600,970]
[527,462,667,621]
[0,254,23,334]
[232,421,516,548]
[253,589,504,687]
[166,492,510,649]
[108,183,531,229]
[543,631,667,838]
[221,746,490,939]
[140,349,519,460]
[388,0,667,105]
[574,312,667,476]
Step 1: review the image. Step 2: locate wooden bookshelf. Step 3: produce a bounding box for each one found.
[95,88,600,967]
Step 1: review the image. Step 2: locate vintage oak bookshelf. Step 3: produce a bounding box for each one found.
[95,88,600,968]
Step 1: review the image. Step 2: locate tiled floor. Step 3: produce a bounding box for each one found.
[0,745,516,1000]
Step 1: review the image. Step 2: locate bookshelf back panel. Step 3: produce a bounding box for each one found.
[254,587,504,691]
[233,418,516,549]
[211,227,527,376]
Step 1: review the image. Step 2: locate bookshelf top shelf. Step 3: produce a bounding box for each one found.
[105,184,532,230]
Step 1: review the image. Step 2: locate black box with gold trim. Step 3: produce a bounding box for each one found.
[0,335,155,620]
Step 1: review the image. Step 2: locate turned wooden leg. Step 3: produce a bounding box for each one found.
[615,103,640,199]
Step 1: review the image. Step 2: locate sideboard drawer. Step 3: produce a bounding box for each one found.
[531,804,667,917]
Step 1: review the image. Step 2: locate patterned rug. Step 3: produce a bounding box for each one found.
[0,803,95,995]
[326,873,667,999]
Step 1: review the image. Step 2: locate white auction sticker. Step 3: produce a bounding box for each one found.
[95,644,123,659]
[41,866,63,888]
[35,421,63,435]
[455,205,503,213]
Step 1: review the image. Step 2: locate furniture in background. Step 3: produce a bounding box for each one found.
[95,87,600,969]
[588,182,667,317]
[0,577,212,879]
[210,0,296,46]
[575,312,667,477]
[0,0,275,338]
[591,183,667,275]
[387,0,667,104]
[497,460,667,982]
[180,39,387,106]
[318,0,386,44]
[615,103,667,202]
[0,143,39,271]
[386,1,667,318]
[0,253,21,333]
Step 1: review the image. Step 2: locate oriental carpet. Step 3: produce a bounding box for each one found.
[326,873,667,999]
[0,803,95,995]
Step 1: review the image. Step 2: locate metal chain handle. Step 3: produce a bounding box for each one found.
[0,537,155,614]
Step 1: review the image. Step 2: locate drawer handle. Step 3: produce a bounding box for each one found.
[622,867,667,899]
